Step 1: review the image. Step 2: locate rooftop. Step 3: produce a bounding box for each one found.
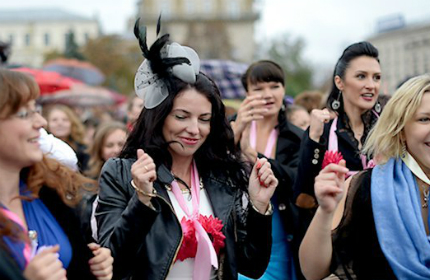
[0,9,96,23]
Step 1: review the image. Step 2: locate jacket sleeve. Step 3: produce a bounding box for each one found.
[293,127,328,200]
[235,191,273,278]
[96,158,161,279]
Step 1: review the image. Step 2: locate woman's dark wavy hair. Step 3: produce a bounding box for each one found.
[120,72,249,189]
[326,41,380,113]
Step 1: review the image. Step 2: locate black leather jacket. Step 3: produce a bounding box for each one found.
[96,158,272,280]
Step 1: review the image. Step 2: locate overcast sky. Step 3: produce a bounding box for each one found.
[2,0,430,69]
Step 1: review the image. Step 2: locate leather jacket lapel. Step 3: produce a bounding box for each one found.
[203,175,236,224]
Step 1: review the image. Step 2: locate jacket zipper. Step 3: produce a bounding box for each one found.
[155,187,184,279]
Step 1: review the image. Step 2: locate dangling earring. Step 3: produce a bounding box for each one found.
[401,141,407,159]
[332,91,341,110]
[374,102,382,113]
[281,104,286,112]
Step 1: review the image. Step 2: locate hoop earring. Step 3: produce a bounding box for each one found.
[332,91,341,110]
[374,102,382,113]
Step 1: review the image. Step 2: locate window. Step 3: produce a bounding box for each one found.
[84,33,90,43]
[158,0,171,17]
[185,0,195,14]
[44,33,50,46]
[228,0,240,18]
[203,1,213,13]
[25,34,31,46]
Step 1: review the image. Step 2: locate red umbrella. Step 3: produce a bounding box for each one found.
[43,58,105,86]
[12,67,82,95]
[38,84,125,107]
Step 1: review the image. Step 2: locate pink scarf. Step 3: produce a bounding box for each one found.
[250,121,278,158]
[170,161,218,280]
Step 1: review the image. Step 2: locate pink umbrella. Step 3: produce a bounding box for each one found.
[12,67,82,95]
[38,84,125,107]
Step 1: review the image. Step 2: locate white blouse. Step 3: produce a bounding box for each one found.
[166,188,218,280]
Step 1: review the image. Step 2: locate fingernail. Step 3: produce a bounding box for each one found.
[256,161,262,169]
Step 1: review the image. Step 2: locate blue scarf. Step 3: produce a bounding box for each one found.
[372,157,430,279]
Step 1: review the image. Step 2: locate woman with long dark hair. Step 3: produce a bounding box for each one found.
[95,20,277,280]
[293,41,382,211]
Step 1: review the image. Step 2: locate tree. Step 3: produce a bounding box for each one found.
[82,35,142,95]
[64,31,85,61]
[257,33,313,97]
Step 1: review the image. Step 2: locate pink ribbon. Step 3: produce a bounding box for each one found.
[250,121,278,158]
[170,161,218,280]
[328,114,377,178]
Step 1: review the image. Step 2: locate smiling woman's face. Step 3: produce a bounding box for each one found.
[162,88,212,162]
[404,92,430,177]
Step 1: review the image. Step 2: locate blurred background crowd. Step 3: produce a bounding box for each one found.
[0,0,429,176]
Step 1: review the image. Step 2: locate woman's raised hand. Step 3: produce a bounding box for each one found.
[23,245,67,280]
[314,160,349,214]
[309,108,333,143]
[231,95,267,144]
[248,158,278,214]
[131,149,157,205]
[88,243,114,280]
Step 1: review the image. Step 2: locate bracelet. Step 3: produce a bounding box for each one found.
[131,180,157,197]
[249,200,273,216]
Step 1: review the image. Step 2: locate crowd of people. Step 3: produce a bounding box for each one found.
[0,16,429,280]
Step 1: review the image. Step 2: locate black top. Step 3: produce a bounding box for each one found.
[293,110,378,200]
[96,158,272,280]
[230,110,304,279]
[330,169,396,280]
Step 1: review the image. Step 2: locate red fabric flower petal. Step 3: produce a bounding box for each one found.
[322,150,344,169]
[199,215,226,255]
[176,217,197,262]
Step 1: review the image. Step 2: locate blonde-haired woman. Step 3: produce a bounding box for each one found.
[300,74,430,280]
[86,122,127,179]
[45,105,89,171]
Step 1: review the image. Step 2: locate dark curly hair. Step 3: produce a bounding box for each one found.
[120,72,249,189]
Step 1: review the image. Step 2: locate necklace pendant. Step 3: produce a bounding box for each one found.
[423,189,429,208]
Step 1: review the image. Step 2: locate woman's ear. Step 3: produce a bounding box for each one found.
[334,76,344,91]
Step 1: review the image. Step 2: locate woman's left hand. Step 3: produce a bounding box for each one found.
[248,158,278,213]
[88,243,113,280]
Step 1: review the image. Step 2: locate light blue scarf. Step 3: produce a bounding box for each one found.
[372,156,430,279]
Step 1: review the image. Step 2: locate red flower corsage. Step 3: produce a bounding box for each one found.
[176,217,197,261]
[322,150,344,169]
[175,215,226,262]
[198,215,226,255]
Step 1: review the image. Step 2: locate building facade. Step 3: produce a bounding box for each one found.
[0,9,100,67]
[133,0,259,63]
[367,19,430,95]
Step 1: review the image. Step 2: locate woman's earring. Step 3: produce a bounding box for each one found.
[332,91,341,110]
[281,104,286,112]
[374,102,382,113]
[401,141,407,159]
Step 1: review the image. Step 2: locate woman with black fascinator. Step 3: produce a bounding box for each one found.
[95,19,277,280]
[293,42,382,237]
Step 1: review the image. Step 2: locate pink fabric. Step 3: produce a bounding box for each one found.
[250,121,279,158]
[328,112,378,178]
[0,208,32,265]
[170,161,218,280]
